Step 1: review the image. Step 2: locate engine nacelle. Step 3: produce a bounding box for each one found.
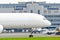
[0,25,3,33]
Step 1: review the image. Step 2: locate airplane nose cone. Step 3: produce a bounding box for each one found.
[47,21,51,26]
[48,21,51,26]
[43,20,51,27]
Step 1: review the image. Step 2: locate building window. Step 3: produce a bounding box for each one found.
[38,10,40,14]
[54,19,60,21]
[54,15,60,17]
[48,10,51,13]
[30,10,33,13]
[44,10,47,13]
[52,23,60,25]
[54,11,59,13]
[45,15,60,17]
[47,8,59,10]
[12,11,16,13]
[14,8,23,10]
[45,15,53,17]
[44,6,50,8]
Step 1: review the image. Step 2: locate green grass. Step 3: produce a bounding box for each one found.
[0,37,60,40]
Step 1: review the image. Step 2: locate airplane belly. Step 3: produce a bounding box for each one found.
[1,20,45,28]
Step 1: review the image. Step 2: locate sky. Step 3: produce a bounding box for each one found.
[0,0,60,4]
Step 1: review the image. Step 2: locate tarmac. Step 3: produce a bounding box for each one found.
[0,32,59,38]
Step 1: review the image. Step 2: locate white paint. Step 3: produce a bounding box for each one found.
[0,25,3,33]
[0,13,51,28]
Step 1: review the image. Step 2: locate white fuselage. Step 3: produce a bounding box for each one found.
[0,13,51,28]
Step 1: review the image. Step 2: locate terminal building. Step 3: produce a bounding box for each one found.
[0,2,60,32]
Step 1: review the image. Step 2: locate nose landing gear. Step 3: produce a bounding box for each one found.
[29,35,33,37]
[29,28,33,37]
[29,32,33,37]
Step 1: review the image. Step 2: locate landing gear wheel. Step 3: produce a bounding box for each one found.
[29,35,33,37]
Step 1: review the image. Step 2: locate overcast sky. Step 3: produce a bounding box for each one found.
[0,0,60,4]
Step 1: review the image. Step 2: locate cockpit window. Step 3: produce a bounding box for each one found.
[43,17,47,20]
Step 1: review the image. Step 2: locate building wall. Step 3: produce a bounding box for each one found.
[26,3,44,15]
[0,8,14,13]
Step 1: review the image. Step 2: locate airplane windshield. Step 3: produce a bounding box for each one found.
[43,17,47,20]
